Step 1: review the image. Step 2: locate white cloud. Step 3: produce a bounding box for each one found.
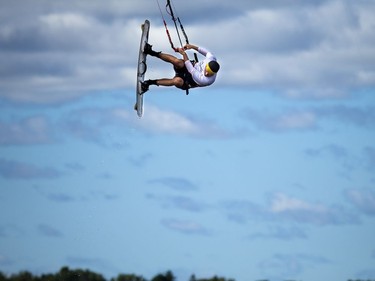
[243,109,317,132]
[147,194,208,213]
[37,224,63,238]
[0,103,229,147]
[267,193,359,225]
[346,189,375,216]
[248,225,307,241]
[270,194,304,213]
[143,106,202,134]
[270,193,326,214]
[161,218,211,235]
[243,104,375,134]
[40,13,92,29]
[0,158,62,180]
[114,105,229,138]
[274,111,316,130]
[258,253,331,279]
[0,9,136,104]
[0,0,374,104]
[195,0,375,98]
[147,177,198,191]
[0,116,54,145]
[224,192,359,226]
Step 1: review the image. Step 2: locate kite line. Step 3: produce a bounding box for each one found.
[156,0,198,62]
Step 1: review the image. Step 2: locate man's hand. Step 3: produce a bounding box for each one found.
[177,47,186,54]
[178,47,188,61]
[183,44,198,51]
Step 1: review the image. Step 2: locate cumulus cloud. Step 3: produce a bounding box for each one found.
[313,105,375,129]
[0,158,62,180]
[304,143,355,176]
[345,188,375,216]
[148,177,198,191]
[0,103,231,148]
[212,1,374,98]
[37,224,63,238]
[268,193,349,225]
[0,116,55,145]
[223,192,358,226]
[258,253,331,279]
[242,104,375,133]
[248,225,308,241]
[128,152,154,168]
[146,194,209,213]
[270,193,323,213]
[223,200,264,224]
[0,5,138,104]
[161,218,212,236]
[64,162,86,172]
[305,144,348,159]
[112,105,230,138]
[45,193,75,203]
[1,0,374,104]
[128,105,230,138]
[242,109,318,132]
[60,105,230,142]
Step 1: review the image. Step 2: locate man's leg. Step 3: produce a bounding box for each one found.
[143,77,183,89]
[157,53,185,69]
[156,77,184,87]
[144,43,185,70]
[143,43,185,89]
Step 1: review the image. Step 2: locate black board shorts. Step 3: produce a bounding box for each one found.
[174,62,199,90]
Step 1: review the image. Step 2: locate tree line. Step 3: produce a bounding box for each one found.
[0,267,373,281]
[0,267,232,281]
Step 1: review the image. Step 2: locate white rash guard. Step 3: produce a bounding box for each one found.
[184,47,218,87]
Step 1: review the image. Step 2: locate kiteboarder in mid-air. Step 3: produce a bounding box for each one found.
[141,43,220,93]
[134,0,221,117]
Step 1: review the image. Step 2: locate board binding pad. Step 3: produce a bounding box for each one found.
[135,19,150,118]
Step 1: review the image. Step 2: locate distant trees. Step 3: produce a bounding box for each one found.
[3,267,106,281]
[110,273,146,281]
[0,268,234,281]
[191,275,234,281]
[1,268,374,281]
[151,271,175,281]
[0,272,6,281]
[5,271,34,281]
[56,266,106,281]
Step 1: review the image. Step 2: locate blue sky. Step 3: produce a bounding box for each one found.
[1,1,375,281]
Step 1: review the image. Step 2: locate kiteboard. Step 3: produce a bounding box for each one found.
[135,19,150,118]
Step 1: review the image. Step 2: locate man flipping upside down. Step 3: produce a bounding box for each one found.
[141,43,220,93]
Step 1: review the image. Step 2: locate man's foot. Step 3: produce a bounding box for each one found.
[140,81,150,94]
[143,43,152,54]
[140,79,158,94]
[144,43,161,57]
